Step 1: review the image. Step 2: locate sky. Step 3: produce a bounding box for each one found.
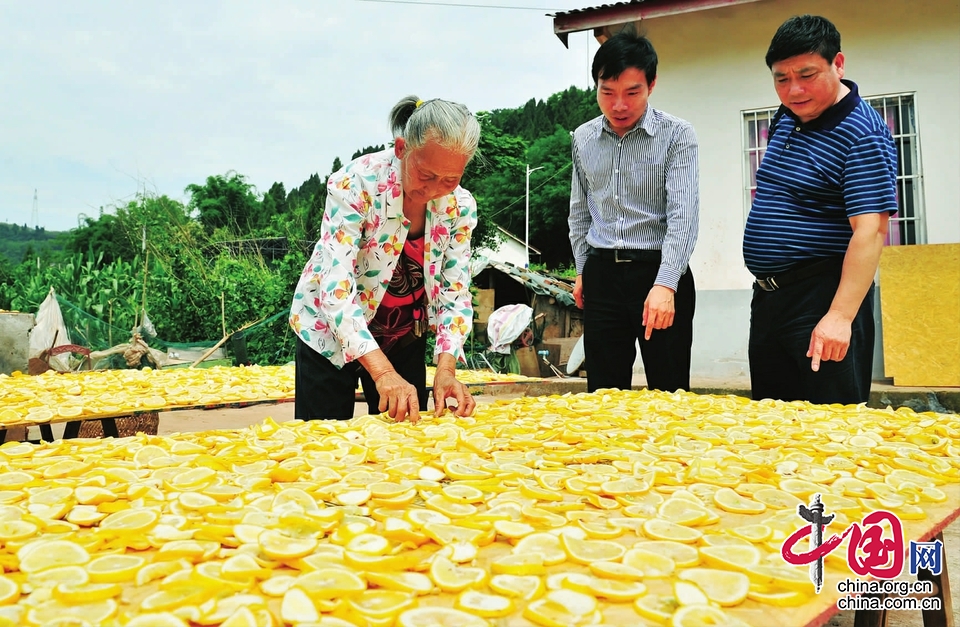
[0,0,602,232]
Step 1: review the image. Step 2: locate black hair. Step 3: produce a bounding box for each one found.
[591,31,658,86]
[765,15,841,68]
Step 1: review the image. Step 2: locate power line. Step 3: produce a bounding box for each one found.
[487,160,572,221]
[356,0,564,10]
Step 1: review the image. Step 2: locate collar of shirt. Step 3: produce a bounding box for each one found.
[776,79,861,132]
[599,106,660,139]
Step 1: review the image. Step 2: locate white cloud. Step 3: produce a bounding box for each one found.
[0,0,599,231]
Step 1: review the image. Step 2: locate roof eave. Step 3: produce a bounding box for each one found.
[553,0,766,47]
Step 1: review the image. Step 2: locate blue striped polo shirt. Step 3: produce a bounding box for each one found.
[743,80,898,277]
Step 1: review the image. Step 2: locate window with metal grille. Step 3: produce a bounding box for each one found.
[741,93,924,245]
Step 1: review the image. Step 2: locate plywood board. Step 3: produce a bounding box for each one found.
[879,243,960,387]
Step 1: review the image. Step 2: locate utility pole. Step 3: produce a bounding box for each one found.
[525,164,544,269]
[31,190,39,229]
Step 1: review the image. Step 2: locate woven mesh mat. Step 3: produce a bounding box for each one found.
[76,412,160,438]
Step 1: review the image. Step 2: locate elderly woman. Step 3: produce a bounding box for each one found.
[290,96,480,422]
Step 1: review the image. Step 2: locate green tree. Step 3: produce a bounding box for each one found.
[462,114,528,252]
[186,172,263,235]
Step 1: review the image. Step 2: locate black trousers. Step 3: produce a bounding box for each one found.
[749,268,874,405]
[582,254,696,393]
[294,335,428,420]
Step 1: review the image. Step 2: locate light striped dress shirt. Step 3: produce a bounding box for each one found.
[569,107,700,290]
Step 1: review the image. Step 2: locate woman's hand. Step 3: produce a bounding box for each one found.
[432,356,476,417]
[374,370,421,423]
[361,349,421,423]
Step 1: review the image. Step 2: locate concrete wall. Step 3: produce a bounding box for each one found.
[633,0,960,290]
[0,313,35,375]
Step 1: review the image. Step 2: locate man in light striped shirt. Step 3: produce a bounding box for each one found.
[568,31,699,393]
[744,15,897,404]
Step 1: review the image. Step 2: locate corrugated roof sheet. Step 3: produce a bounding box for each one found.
[487,260,576,308]
[552,1,646,18]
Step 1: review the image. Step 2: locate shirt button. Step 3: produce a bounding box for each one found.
[615,169,619,173]
[795,126,801,131]
[786,144,791,149]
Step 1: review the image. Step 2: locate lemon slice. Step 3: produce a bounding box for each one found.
[429,556,487,592]
[747,584,809,607]
[125,613,189,627]
[26,599,118,626]
[442,484,485,503]
[405,508,451,528]
[560,534,626,564]
[700,545,762,572]
[99,508,160,533]
[455,590,514,617]
[365,571,434,595]
[513,533,568,565]
[422,523,485,546]
[918,486,948,503]
[713,488,766,514]
[493,520,535,539]
[752,488,804,509]
[294,568,366,598]
[671,604,750,627]
[674,580,710,606]
[490,553,546,576]
[0,520,38,543]
[577,519,624,539]
[258,529,318,560]
[443,461,492,481]
[85,554,146,583]
[397,607,491,627]
[743,564,812,592]
[642,519,702,544]
[280,587,320,624]
[634,594,680,624]
[623,548,676,577]
[348,589,416,619]
[489,574,545,600]
[345,533,390,555]
[589,561,645,581]
[678,568,750,606]
[658,498,710,525]
[581,577,647,602]
[523,589,598,627]
[778,479,822,497]
[53,582,122,604]
[729,524,772,543]
[17,539,90,573]
[0,576,20,605]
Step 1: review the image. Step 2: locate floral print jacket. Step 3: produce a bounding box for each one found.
[290,148,477,368]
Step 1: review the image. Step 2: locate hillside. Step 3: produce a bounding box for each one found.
[0,223,65,264]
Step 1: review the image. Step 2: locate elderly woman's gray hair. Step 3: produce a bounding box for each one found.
[389,96,481,162]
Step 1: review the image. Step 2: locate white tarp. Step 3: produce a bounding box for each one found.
[29,287,72,371]
[486,303,533,355]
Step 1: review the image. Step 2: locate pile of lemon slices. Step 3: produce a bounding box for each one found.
[0,366,540,426]
[0,389,956,626]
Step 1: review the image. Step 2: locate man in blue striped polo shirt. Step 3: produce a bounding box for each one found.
[744,15,897,404]
[569,31,699,393]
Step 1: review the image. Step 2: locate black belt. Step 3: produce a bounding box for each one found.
[589,248,661,263]
[755,256,843,292]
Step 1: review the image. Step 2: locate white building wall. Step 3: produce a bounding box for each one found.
[584,0,960,380]
[635,0,960,291]
[476,234,529,268]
